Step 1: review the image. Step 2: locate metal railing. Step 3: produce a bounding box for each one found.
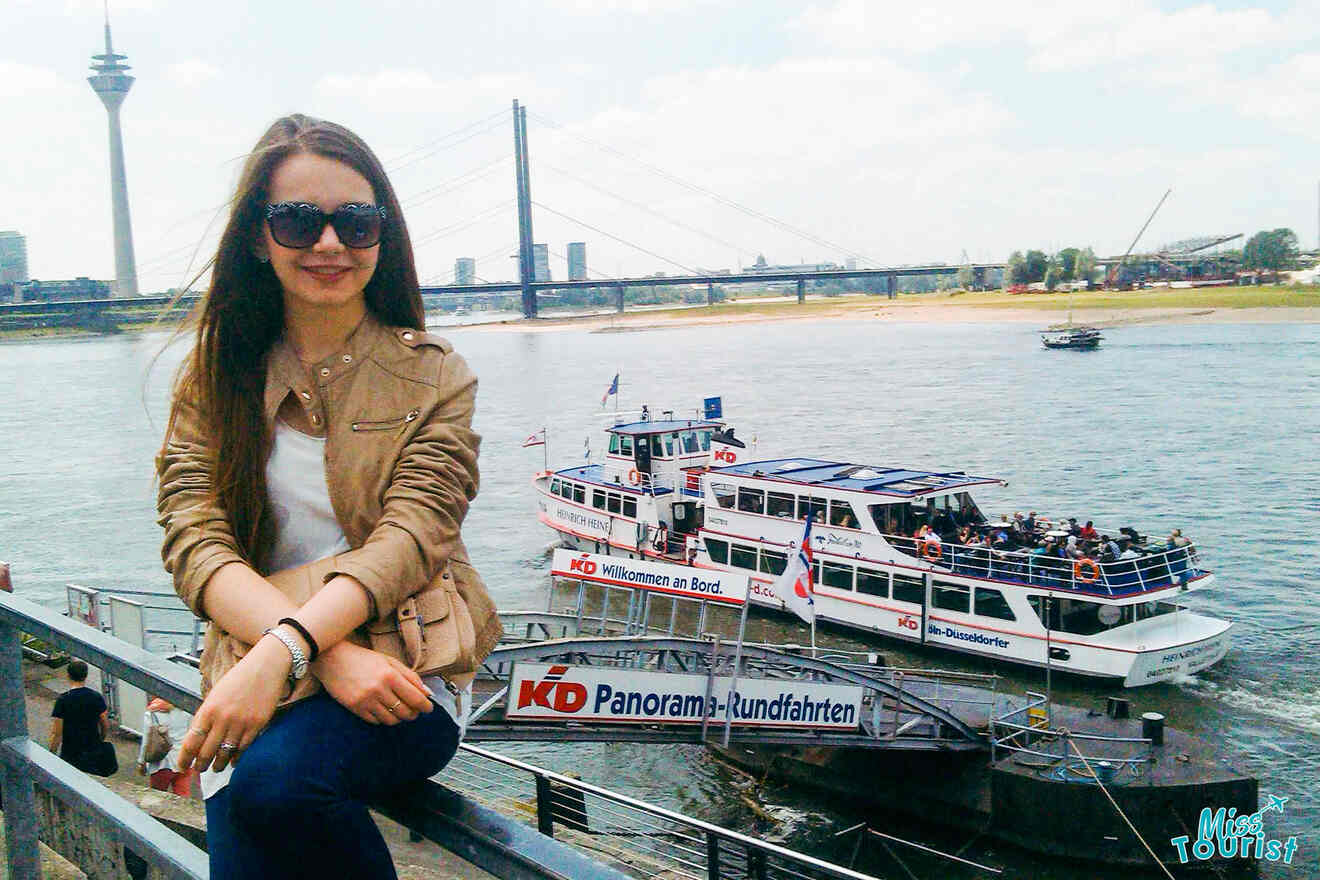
[988,691,1155,777]
[0,590,631,880]
[882,532,1204,595]
[446,744,883,880]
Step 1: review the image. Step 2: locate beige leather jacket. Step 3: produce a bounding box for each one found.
[156,312,501,695]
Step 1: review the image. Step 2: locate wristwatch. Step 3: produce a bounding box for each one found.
[263,626,309,688]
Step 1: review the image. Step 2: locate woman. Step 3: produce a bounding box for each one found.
[156,114,500,879]
[136,697,194,796]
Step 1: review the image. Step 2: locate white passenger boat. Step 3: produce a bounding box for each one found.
[533,413,1231,686]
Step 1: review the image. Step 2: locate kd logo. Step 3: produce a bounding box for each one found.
[568,555,597,575]
[517,665,589,712]
[713,449,737,463]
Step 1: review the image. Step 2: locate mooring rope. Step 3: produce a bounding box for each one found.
[1062,734,1176,880]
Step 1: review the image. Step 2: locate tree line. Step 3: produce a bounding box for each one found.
[1004,228,1304,289]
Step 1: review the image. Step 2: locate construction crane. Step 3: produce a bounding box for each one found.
[1105,188,1172,288]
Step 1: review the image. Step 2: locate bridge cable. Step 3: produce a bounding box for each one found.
[402,155,511,209]
[385,108,512,172]
[539,161,762,263]
[411,200,518,251]
[531,201,700,276]
[528,109,884,268]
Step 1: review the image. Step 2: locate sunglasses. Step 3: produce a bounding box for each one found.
[264,202,387,250]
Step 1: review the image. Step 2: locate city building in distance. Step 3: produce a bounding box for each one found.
[0,231,28,285]
[567,242,587,281]
[533,243,550,282]
[454,257,476,285]
[9,278,111,303]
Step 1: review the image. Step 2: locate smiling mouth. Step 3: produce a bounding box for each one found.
[303,266,350,279]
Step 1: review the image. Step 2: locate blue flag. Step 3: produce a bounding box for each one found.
[601,373,619,407]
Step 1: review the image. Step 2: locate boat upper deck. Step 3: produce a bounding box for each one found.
[711,458,1004,498]
[607,419,723,436]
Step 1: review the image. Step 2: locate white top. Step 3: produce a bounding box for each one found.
[137,704,193,776]
[201,420,468,800]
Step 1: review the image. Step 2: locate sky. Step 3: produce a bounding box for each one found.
[3,0,1319,293]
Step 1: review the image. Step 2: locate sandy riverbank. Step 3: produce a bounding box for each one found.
[462,289,1320,334]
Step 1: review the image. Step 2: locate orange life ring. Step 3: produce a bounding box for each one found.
[627,468,641,485]
[921,540,942,561]
[1075,557,1100,584]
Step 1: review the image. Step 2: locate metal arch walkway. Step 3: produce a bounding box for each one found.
[466,632,991,751]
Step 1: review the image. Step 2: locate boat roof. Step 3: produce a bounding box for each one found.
[607,419,722,436]
[710,458,1003,497]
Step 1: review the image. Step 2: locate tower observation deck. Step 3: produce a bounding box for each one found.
[87,15,138,297]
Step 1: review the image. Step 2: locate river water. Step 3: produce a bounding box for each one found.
[1,316,1316,878]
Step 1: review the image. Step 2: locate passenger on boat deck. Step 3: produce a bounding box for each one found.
[1024,512,1037,533]
[1100,535,1121,561]
[1119,541,1141,560]
[1167,529,1190,548]
[991,528,1009,549]
[1078,520,1098,541]
[1067,517,1081,536]
[1012,512,1026,533]
[1065,536,1084,559]
[957,526,972,545]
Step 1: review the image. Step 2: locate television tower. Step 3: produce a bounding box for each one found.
[87,11,138,296]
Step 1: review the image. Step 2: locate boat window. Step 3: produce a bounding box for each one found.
[573,485,585,505]
[759,549,787,576]
[665,434,676,456]
[1135,601,1178,621]
[892,574,925,605]
[857,568,889,598]
[829,500,859,529]
[869,503,907,536]
[563,481,575,499]
[711,483,736,509]
[592,490,606,510]
[799,496,827,522]
[551,478,561,495]
[651,435,665,458]
[608,435,620,454]
[811,560,821,585]
[974,587,1016,621]
[821,561,853,591]
[700,431,712,451]
[730,543,758,570]
[1036,597,1130,636]
[623,497,637,518]
[607,493,621,514]
[737,488,765,514]
[767,492,796,518]
[619,435,633,456]
[705,538,729,564]
[932,581,969,613]
[683,431,700,453]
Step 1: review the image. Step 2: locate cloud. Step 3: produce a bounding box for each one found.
[0,60,73,98]
[541,0,714,13]
[165,59,221,88]
[316,69,552,114]
[793,0,1285,71]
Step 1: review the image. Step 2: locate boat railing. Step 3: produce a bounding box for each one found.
[989,691,1156,773]
[880,532,1204,596]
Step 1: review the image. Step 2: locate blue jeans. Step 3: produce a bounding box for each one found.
[205,692,460,880]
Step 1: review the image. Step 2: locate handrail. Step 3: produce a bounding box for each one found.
[878,531,1204,594]
[0,591,630,880]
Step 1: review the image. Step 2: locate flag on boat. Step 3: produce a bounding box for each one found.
[521,429,545,448]
[583,436,591,461]
[770,515,815,624]
[601,373,619,407]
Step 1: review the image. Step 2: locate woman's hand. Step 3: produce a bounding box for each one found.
[312,641,433,725]
[176,636,291,774]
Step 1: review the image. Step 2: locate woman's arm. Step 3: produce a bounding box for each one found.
[325,349,480,621]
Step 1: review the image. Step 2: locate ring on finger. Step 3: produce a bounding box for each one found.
[219,742,238,752]
[188,727,209,737]
[388,699,402,713]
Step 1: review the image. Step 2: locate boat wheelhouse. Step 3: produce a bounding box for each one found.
[534,417,1230,686]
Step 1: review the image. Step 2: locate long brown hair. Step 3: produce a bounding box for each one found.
[163,114,424,571]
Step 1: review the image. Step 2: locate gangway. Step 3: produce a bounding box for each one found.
[466,627,992,751]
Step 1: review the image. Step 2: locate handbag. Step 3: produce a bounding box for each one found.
[266,556,479,683]
[85,740,118,778]
[142,713,172,764]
